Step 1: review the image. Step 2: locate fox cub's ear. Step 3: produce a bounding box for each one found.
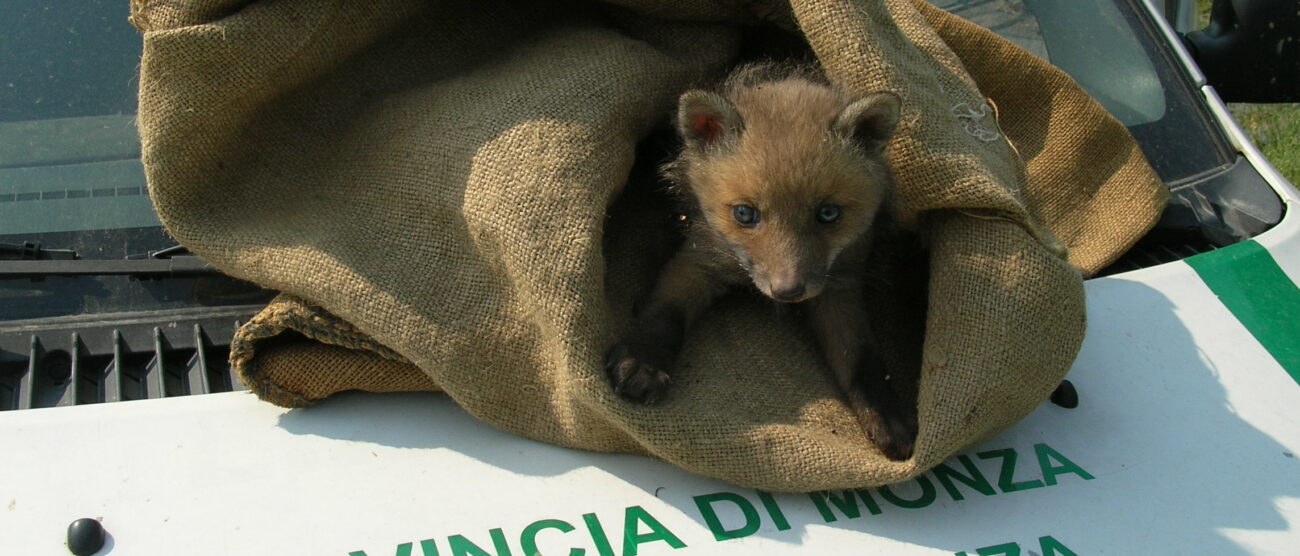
[677,91,744,150]
[834,92,901,153]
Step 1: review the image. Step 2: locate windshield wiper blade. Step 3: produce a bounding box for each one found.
[0,255,219,278]
[125,244,192,260]
[0,241,78,261]
[0,241,223,278]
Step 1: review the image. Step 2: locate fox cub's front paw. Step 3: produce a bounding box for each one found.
[604,343,672,404]
[859,402,918,461]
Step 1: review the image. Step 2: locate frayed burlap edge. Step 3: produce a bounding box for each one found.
[231,294,426,408]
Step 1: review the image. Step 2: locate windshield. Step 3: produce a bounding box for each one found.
[0,3,273,321]
[931,0,1233,183]
[0,0,1237,321]
[1,2,162,241]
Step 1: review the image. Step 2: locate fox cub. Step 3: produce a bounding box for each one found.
[605,63,923,460]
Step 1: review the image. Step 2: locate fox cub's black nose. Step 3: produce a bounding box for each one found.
[771,283,806,302]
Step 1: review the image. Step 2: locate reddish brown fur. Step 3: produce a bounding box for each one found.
[607,63,921,460]
[675,76,893,301]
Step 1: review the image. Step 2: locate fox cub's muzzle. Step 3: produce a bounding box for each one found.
[754,264,825,303]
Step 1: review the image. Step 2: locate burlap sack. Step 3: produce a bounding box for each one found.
[134,0,1166,491]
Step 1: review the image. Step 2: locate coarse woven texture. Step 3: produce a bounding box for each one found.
[135,0,1165,491]
[230,297,437,408]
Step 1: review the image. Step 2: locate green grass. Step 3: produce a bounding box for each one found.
[1194,0,1300,184]
[1230,104,1300,184]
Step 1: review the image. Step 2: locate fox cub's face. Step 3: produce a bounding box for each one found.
[674,79,901,303]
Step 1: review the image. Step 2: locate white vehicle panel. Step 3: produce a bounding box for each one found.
[3,247,1298,555]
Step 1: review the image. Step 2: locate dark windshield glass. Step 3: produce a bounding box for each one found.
[0,2,273,321]
[1,3,141,122]
[931,0,1234,183]
[0,2,164,252]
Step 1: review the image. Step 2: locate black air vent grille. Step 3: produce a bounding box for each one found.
[0,308,258,411]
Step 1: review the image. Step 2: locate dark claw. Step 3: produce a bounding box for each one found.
[866,410,917,461]
[855,397,917,461]
[605,343,672,404]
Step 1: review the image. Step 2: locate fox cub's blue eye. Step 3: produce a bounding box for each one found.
[732,204,759,226]
[816,204,842,224]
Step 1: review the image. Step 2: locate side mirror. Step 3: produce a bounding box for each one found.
[1184,0,1300,102]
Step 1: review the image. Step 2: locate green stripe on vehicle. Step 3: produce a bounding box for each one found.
[1186,240,1300,384]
